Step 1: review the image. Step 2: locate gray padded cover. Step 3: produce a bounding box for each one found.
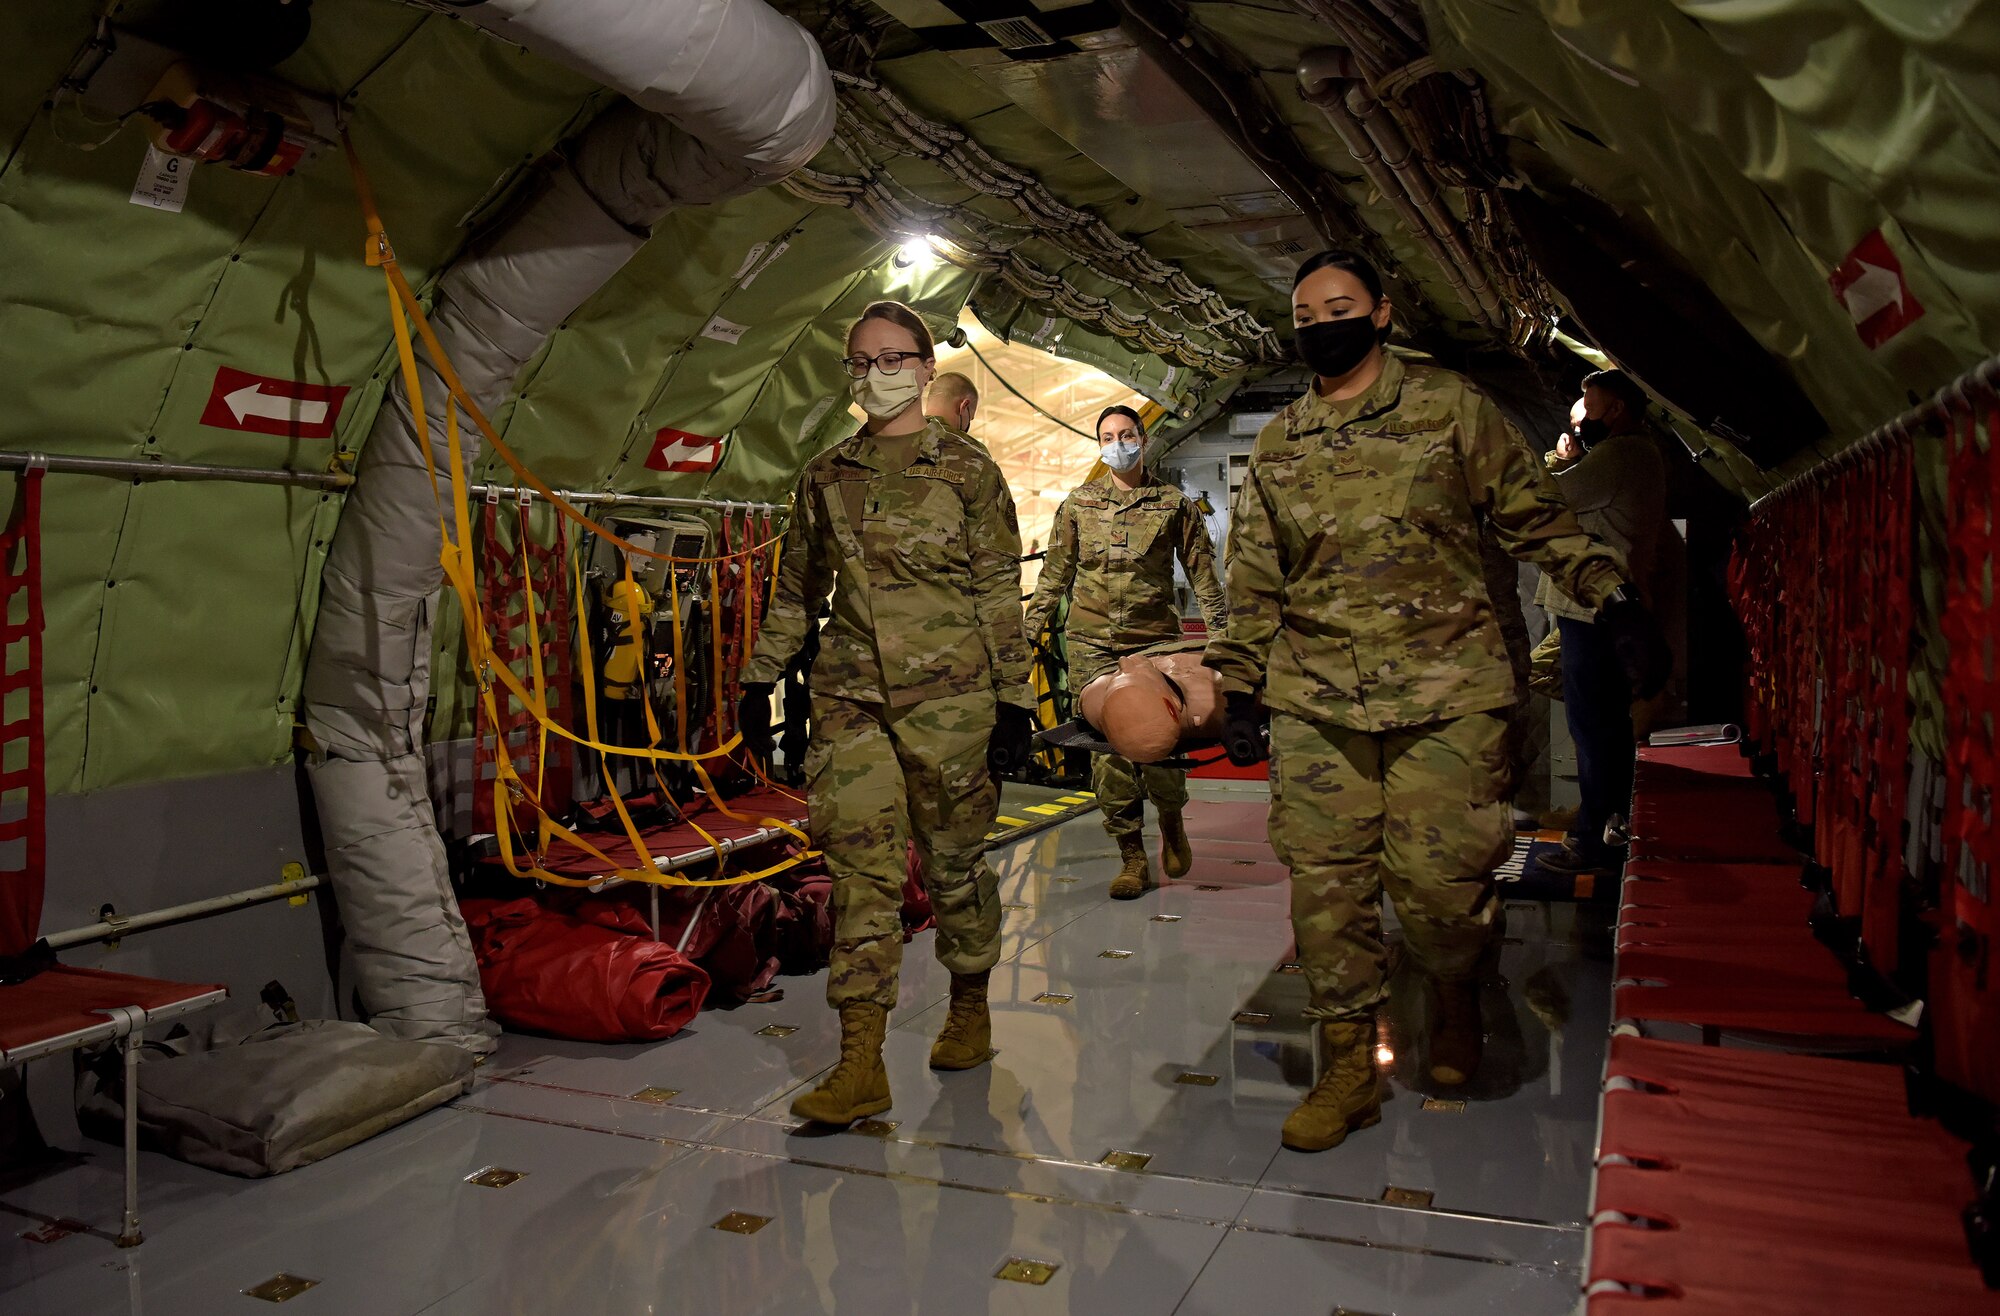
[80,1020,474,1177]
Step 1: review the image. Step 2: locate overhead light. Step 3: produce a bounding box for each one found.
[894,235,940,271]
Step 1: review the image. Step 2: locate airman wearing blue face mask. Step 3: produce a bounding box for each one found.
[1024,405,1229,898]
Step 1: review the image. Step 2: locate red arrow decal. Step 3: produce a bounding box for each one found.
[645,428,725,473]
[199,367,349,439]
[1828,229,1924,350]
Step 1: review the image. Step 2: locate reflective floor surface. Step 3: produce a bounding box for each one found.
[2,779,1612,1314]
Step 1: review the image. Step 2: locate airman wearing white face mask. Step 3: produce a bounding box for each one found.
[738,300,1036,1129]
[1023,405,1228,897]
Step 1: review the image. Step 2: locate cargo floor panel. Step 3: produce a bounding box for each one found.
[3,785,1608,1315]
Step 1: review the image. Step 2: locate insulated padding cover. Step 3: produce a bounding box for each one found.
[463,898,710,1041]
[78,1020,474,1178]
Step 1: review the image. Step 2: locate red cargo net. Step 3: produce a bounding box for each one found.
[473,493,575,836]
[1935,396,2000,1102]
[1727,428,1918,974]
[0,469,45,959]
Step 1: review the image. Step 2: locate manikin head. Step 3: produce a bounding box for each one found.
[1078,649,1224,762]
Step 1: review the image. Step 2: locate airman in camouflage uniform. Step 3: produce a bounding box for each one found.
[1026,472,1226,895]
[1206,350,1629,1131]
[744,412,1034,1119]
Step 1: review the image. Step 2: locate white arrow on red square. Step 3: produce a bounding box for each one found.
[645,428,725,473]
[199,367,350,439]
[1828,229,1924,350]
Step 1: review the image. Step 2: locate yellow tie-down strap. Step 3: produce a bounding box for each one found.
[345,136,812,889]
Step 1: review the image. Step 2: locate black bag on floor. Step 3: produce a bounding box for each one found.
[77,1018,474,1177]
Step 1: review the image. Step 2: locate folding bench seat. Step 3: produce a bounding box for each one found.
[1,964,225,1246]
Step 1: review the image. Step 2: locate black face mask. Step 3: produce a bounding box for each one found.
[1573,417,1609,449]
[1294,316,1379,379]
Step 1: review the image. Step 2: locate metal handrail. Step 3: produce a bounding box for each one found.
[463,482,785,515]
[42,874,324,951]
[1748,352,2000,513]
[0,450,353,490]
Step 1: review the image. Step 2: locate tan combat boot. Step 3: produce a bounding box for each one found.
[929,970,993,1070]
[1159,811,1193,880]
[1281,1020,1383,1153]
[790,1003,891,1126]
[1428,979,1483,1086]
[1109,832,1154,900]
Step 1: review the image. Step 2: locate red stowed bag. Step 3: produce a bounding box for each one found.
[462,898,710,1042]
[769,859,833,976]
[559,884,785,1004]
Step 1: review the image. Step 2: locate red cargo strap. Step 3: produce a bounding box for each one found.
[0,469,45,961]
[473,493,576,836]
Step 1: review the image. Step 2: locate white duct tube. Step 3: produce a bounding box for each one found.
[1298,47,1501,330]
[301,1,833,1054]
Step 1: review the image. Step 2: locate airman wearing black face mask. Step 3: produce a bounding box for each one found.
[1533,369,1670,880]
[1205,248,1671,1154]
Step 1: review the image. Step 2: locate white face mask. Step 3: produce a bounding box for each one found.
[1100,437,1143,472]
[849,366,924,421]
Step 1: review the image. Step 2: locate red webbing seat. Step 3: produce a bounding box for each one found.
[1633,744,1758,781]
[1622,860,1810,910]
[1628,824,1799,866]
[1588,1037,1995,1314]
[0,966,225,1058]
[0,964,226,1247]
[1613,943,1915,1042]
[1615,857,1912,1043]
[1627,747,1797,863]
[1618,862,1813,948]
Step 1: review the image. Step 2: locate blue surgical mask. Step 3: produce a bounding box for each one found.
[1101,438,1142,472]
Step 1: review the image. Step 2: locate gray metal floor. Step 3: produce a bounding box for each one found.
[2,779,1609,1314]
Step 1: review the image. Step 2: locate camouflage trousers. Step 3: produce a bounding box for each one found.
[1268,709,1513,1022]
[807,691,1003,1011]
[1068,636,1189,841]
[1093,753,1188,841]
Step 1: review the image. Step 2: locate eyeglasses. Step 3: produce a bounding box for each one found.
[841,351,925,379]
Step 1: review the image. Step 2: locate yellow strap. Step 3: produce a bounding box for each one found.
[345,136,777,568]
[347,135,811,888]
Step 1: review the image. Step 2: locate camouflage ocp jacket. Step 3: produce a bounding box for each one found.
[744,416,1035,710]
[1023,474,1227,662]
[1204,354,1628,732]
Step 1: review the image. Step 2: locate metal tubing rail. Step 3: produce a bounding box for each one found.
[1749,351,2000,513]
[42,874,325,951]
[464,482,784,515]
[0,450,354,490]
[586,822,805,893]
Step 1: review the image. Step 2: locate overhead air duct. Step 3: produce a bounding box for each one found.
[300,0,834,1054]
[1298,46,1503,331]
